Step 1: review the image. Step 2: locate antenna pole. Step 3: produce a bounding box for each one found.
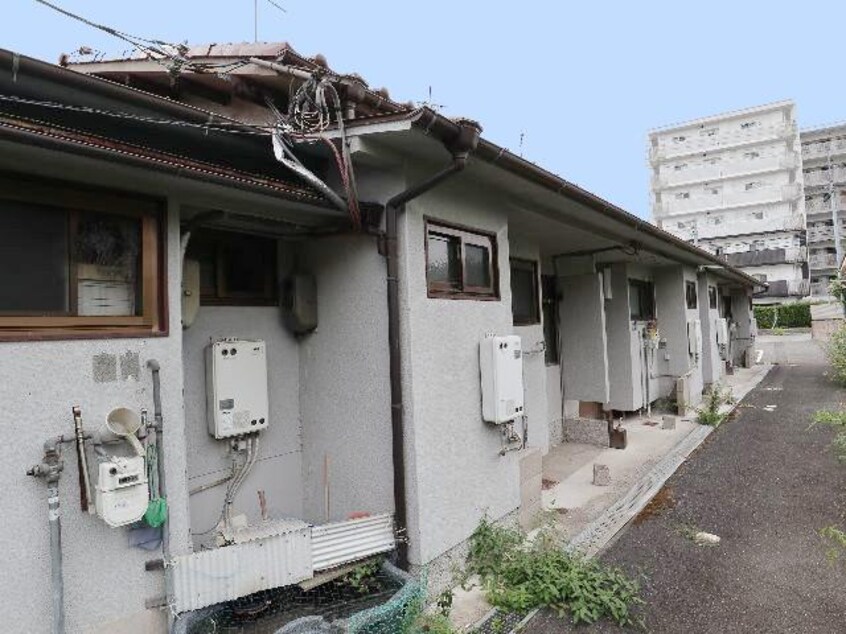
[254,0,258,42]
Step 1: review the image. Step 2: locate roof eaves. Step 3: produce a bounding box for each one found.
[0,113,327,205]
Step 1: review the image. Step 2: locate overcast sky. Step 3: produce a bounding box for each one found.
[4,1,846,219]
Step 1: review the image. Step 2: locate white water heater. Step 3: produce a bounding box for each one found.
[479,334,525,424]
[95,456,149,527]
[206,339,269,439]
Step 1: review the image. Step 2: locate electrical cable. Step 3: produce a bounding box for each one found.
[0,94,271,135]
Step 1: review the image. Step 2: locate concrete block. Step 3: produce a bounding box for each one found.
[662,415,679,430]
[520,473,542,511]
[593,463,611,486]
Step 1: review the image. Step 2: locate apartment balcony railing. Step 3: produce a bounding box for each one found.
[757,279,810,298]
[809,253,839,269]
[652,123,797,162]
[802,138,846,160]
[660,183,802,215]
[806,198,832,214]
[655,153,799,188]
[693,214,805,240]
[724,247,806,267]
[806,223,846,243]
[804,166,846,187]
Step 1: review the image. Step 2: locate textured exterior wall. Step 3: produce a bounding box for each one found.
[182,305,304,548]
[398,176,520,568]
[1,204,186,634]
[299,235,394,523]
[559,272,610,404]
[731,289,756,365]
[605,264,635,410]
[510,235,550,454]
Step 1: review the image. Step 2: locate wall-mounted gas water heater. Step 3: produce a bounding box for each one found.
[479,334,525,424]
[206,339,269,439]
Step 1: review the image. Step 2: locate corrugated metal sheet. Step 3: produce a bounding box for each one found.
[311,513,395,572]
[172,521,312,613]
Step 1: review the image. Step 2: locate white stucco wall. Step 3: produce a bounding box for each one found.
[398,177,520,567]
[182,306,304,548]
[1,204,186,634]
[559,273,610,405]
[298,235,394,523]
[605,263,635,411]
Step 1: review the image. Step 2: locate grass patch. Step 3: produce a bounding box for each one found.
[465,519,644,627]
[810,410,846,463]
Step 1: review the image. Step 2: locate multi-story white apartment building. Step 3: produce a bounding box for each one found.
[649,101,808,303]
[801,124,846,297]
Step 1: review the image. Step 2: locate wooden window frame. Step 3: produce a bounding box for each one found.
[188,229,279,307]
[685,280,698,309]
[510,258,540,326]
[425,218,499,300]
[0,173,167,341]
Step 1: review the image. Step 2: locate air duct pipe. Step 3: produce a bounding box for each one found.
[382,115,481,569]
[27,436,67,634]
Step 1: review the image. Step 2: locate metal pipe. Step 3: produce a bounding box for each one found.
[71,406,92,514]
[146,359,173,623]
[27,437,66,634]
[383,118,480,569]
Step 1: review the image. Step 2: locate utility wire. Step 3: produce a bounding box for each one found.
[0,94,272,136]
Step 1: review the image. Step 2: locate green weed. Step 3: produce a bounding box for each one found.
[465,519,643,627]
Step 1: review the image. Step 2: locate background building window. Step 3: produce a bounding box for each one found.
[425,220,497,299]
[541,275,559,365]
[686,281,698,309]
[187,229,278,305]
[629,279,655,321]
[708,286,717,309]
[0,173,164,338]
[510,258,540,325]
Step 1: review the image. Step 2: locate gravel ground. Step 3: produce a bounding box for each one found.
[528,337,846,633]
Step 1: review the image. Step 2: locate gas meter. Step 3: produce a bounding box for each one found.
[95,456,149,528]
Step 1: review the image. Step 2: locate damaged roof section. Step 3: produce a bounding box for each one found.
[64,41,413,125]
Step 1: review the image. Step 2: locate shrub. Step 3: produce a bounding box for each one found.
[826,325,846,386]
[753,302,811,329]
[466,519,643,627]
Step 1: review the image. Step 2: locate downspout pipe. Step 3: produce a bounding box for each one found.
[383,118,481,570]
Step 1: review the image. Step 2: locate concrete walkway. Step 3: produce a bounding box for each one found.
[527,334,846,633]
[541,362,771,545]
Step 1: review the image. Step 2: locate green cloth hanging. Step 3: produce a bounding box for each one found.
[144,442,168,528]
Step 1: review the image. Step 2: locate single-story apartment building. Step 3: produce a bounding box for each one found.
[0,44,761,633]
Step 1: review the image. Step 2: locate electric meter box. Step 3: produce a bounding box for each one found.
[206,339,269,439]
[95,456,149,528]
[479,334,525,424]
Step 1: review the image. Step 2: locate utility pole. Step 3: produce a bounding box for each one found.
[254,0,258,42]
